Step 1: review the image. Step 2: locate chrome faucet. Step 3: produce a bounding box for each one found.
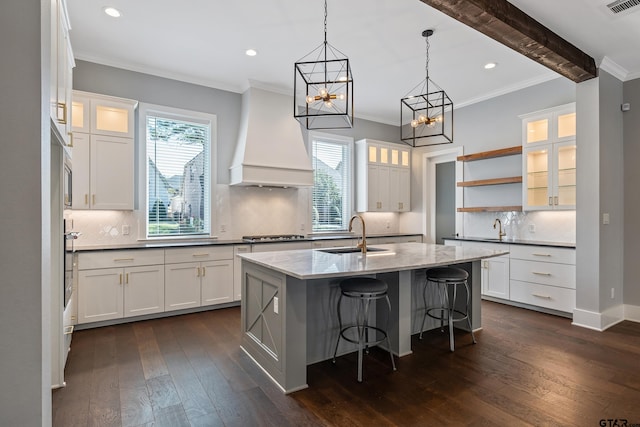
[493,218,506,241]
[349,214,367,253]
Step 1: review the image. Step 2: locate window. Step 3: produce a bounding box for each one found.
[310,132,353,232]
[140,104,216,238]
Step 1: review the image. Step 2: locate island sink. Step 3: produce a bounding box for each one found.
[318,246,388,254]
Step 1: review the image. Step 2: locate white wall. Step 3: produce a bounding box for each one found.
[0,1,51,425]
[624,78,640,312]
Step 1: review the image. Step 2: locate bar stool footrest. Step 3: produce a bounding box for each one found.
[339,325,388,348]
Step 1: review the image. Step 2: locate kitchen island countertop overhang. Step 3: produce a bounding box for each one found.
[238,242,509,393]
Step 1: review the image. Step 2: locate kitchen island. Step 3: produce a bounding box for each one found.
[238,242,508,393]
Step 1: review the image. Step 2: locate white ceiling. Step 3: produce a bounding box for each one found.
[66,0,640,126]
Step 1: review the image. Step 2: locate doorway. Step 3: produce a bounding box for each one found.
[423,147,463,243]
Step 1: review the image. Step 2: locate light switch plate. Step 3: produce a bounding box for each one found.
[273,296,279,314]
[603,213,610,225]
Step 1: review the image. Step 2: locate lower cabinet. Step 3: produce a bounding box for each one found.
[77,250,165,323]
[164,246,234,312]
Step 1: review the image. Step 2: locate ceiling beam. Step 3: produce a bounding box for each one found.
[419,0,597,82]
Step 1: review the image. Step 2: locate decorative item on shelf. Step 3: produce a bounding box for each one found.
[294,0,353,130]
[400,29,453,147]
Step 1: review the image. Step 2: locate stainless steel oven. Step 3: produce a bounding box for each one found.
[63,154,72,209]
[63,220,79,309]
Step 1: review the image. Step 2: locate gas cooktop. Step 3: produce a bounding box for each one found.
[242,234,306,243]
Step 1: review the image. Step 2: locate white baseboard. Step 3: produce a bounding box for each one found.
[624,304,640,323]
[572,305,625,331]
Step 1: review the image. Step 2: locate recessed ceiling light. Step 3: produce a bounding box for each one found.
[103,6,122,18]
[245,49,258,57]
[484,62,497,70]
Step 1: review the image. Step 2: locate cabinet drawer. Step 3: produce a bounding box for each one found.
[509,245,575,264]
[510,259,575,289]
[461,241,510,251]
[510,280,575,313]
[311,239,355,248]
[165,246,233,264]
[78,249,164,270]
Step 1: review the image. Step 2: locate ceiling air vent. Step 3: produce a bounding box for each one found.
[606,0,640,14]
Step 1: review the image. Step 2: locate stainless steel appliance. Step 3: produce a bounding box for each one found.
[63,153,72,209]
[63,220,79,308]
[242,234,306,243]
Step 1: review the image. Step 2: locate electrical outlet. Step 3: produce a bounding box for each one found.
[122,225,130,235]
[273,297,279,314]
[386,221,390,229]
[528,224,536,233]
[603,213,610,225]
[220,224,227,232]
[300,223,305,231]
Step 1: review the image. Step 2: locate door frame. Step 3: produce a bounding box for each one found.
[422,147,464,243]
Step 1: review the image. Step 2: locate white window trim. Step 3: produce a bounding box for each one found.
[137,102,217,240]
[308,131,354,233]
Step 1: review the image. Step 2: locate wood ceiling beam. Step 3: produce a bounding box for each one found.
[419,0,597,82]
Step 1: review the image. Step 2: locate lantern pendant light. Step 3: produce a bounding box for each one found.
[294,0,354,129]
[401,29,453,147]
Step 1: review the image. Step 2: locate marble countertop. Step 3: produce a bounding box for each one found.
[444,236,576,249]
[74,233,423,252]
[238,242,509,280]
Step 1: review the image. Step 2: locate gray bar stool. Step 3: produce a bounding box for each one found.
[332,277,396,382]
[419,266,476,351]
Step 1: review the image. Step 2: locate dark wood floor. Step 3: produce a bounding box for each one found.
[52,301,640,426]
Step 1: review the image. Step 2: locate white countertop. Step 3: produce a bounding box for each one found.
[238,242,508,280]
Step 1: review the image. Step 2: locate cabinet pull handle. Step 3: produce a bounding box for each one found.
[532,253,552,257]
[114,258,134,262]
[63,325,74,335]
[554,196,559,205]
[237,247,249,252]
[57,102,67,124]
[119,273,123,285]
[92,194,96,205]
[532,271,552,276]
[202,267,206,277]
[548,197,553,206]
[532,293,552,299]
[85,194,88,205]
[192,253,209,257]
[125,273,129,284]
[67,132,74,147]
[197,267,201,277]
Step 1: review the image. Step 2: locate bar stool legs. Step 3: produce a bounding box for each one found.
[419,267,476,351]
[332,277,396,382]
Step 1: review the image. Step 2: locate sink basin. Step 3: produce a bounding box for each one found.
[318,246,388,254]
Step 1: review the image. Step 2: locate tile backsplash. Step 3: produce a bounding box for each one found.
[463,210,576,243]
[70,185,403,245]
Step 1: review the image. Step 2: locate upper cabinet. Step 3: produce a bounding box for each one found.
[355,139,411,212]
[520,103,576,211]
[50,0,75,151]
[71,91,138,210]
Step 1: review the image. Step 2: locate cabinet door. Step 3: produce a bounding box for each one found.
[90,135,134,210]
[368,165,390,211]
[523,145,552,210]
[553,140,576,209]
[77,268,123,323]
[123,265,165,318]
[71,133,91,209]
[165,262,201,311]
[233,246,250,301]
[201,260,234,306]
[71,94,91,133]
[390,167,411,212]
[91,98,135,138]
[482,255,510,299]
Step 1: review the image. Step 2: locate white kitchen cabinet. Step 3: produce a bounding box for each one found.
[233,245,250,301]
[165,246,234,311]
[50,0,74,150]
[356,139,411,212]
[521,103,576,211]
[460,241,510,300]
[368,235,422,244]
[251,241,312,252]
[509,245,576,314]
[311,238,356,249]
[71,91,137,210]
[77,250,165,323]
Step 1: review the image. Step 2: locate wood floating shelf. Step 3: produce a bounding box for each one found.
[457,176,522,187]
[457,146,522,162]
[457,206,523,213]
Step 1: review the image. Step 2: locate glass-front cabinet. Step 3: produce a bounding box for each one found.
[521,103,576,211]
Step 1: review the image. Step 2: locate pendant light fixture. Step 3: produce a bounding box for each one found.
[294,0,353,130]
[401,29,453,147]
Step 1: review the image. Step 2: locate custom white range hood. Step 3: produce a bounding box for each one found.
[230,87,314,187]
